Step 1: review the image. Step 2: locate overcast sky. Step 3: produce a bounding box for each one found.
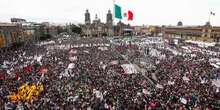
[0,0,219,26]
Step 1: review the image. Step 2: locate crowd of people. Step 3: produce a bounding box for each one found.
[114,37,220,109]
[0,35,220,109]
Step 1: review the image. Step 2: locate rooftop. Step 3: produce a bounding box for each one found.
[0,23,17,27]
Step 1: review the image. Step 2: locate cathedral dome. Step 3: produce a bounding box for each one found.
[177,21,183,26]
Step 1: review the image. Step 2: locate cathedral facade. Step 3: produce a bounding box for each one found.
[81,10,114,37]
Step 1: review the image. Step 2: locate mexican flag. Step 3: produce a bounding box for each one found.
[115,4,133,21]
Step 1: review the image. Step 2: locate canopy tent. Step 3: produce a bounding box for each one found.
[121,64,138,74]
[67,63,75,69]
[212,79,220,88]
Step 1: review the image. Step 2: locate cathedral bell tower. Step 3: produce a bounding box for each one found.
[106,10,113,36]
[85,9,91,25]
[106,10,113,26]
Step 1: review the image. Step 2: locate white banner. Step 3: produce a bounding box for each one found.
[121,64,138,74]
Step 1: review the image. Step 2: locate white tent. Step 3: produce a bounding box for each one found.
[121,64,138,74]
[186,40,216,48]
[168,81,175,85]
[98,47,108,51]
[210,63,220,68]
[180,97,187,104]
[156,84,164,89]
[69,56,77,62]
[212,79,220,88]
[93,89,103,100]
[142,89,151,95]
[109,60,119,65]
[183,76,190,82]
[68,63,75,69]
[69,49,77,54]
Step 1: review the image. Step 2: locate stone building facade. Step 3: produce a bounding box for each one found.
[163,22,220,43]
[0,19,58,49]
[114,21,134,36]
[81,10,114,37]
[0,23,21,48]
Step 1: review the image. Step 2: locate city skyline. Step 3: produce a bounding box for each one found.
[0,0,220,26]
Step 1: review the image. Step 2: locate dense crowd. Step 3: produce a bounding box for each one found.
[0,35,220,109]
[114,38,220,109]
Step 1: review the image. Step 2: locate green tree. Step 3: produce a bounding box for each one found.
[70,24,82,34]
[57,26,65,34]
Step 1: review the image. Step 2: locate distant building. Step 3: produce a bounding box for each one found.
[134,25,157,36]
[85,9,91,25]
[177,21,183,26]
[106,10,114,36]
[22,22,42,42]
[114,21,134,36]
[11,18,26,24]
[0,18,58,49]
[81,9,113,37]
[0,23,21,48]
[10,18,39,42]
[163,22,220,43]
[0,21,42,49]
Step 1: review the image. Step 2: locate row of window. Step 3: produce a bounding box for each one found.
[0,31,33,48]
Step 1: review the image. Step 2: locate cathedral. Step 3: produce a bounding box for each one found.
[81,9,114,37]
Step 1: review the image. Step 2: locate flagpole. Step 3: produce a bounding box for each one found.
[113,0,116,37]
[209,11,211,23]
[113,0,115,25]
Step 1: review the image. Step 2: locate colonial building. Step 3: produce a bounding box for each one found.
[11,18,26,24]
[114,21,134,36]
[17,20,58,42]
[81,10,114,37]
[0,18,58,49]
[162,22,220,43]
[148,26,162,36]
[133,25,163,36]
[0,23,21,48]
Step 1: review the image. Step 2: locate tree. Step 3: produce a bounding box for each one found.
[39,34,52,41]
[57,26,65,34]
[102,33,107,36]
[70,24,82,34]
